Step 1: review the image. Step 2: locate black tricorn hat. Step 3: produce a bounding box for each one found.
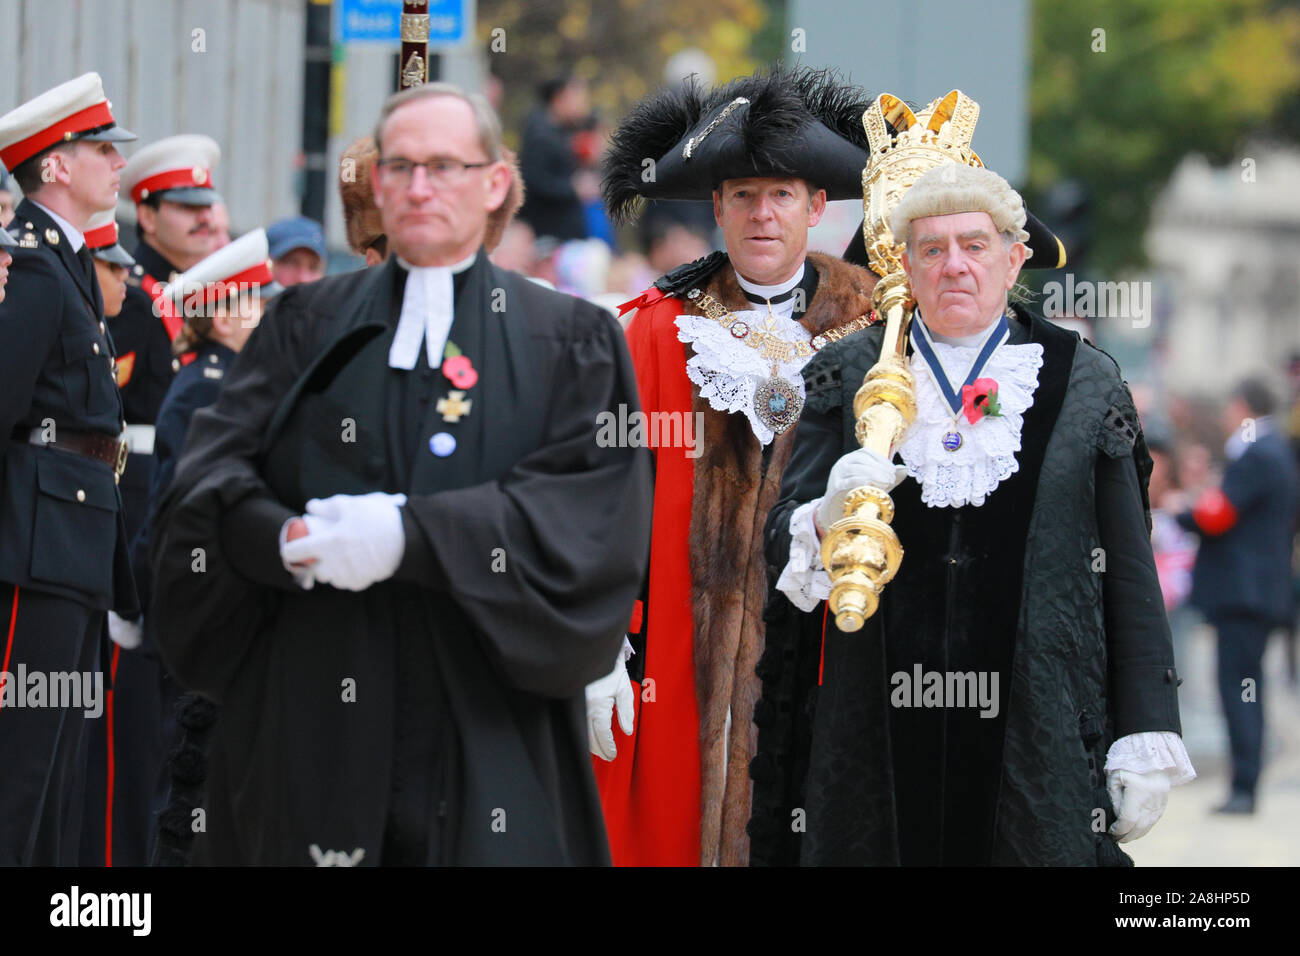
[603,65,872,224]
[842,208,1067,271]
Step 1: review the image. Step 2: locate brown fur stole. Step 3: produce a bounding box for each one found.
[682,252,876,865]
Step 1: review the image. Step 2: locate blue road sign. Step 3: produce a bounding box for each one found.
[337,0,473,48]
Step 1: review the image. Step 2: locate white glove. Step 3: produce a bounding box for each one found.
[1107,768,1171,843]
[107,611,143,650]
[815,448,908,533]
[585,640,636,761]
[280,492,408,592]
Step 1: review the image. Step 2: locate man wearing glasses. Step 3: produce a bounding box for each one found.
[148,84,652,866]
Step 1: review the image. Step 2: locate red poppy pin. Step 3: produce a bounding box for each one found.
[961,377,1002,424]
[443,354,478,390]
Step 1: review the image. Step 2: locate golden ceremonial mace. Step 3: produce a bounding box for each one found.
[820,90,985,632]
[400,2,430,88]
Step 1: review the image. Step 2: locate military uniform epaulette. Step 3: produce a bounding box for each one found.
[652,250,729,296]
[12,220,60,250]
[124,263,146,288]
[201,351,225,381]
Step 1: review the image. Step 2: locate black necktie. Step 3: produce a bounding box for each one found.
[76,244,96,283]
[76,244,105,317]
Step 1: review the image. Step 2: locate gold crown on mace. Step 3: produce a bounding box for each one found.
[859,90,984,277]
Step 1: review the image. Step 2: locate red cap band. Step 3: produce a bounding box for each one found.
[84,220,119,249]
[131,166,214,204]
[178,260,275,312]
[0,101,116,170]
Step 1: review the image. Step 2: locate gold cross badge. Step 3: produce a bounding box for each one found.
[436,390,473,423]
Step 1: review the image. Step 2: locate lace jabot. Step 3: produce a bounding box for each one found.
[898,338,1044,508]
[676,308,813,446]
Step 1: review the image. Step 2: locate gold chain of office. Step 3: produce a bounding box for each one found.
[685,288,876,364]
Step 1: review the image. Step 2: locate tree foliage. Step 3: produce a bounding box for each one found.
[1029,0,1300,273]
[478,0,768,147]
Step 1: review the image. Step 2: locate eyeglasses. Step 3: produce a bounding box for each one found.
[376,157,493,187]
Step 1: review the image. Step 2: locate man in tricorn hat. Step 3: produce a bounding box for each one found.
[753,162,1193,866]
[590,66,882,866]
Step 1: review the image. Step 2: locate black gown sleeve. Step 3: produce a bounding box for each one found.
[1096,387,1182,737]
[519,114,580,203]
[130,375,224,623]
[149,287,313,698]
[392,311,654,699]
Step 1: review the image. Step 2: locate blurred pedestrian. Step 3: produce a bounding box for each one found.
[644,222,712,277]
[1178,377,1299,814]
[266,216,327,287]
[517,73,589,241]
[489,218,535,274]
[1148,435,1197,614]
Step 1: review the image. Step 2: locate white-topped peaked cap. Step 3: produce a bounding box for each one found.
[163,227,275,311]
[0,72,136,171]
[85,208,135,267]
[121,134,221,206]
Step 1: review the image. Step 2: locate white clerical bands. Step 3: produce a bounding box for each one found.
[388,253,477,370]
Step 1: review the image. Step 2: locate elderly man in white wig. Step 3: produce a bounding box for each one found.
[750,162,1194,867]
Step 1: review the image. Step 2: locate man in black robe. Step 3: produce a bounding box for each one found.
[149,83,652,865]
[750,163,1192,866]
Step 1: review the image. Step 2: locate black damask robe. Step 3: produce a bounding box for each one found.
[749,311,1182,866]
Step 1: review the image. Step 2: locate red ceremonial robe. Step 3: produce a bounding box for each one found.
[593,254,877,865]
[592,287,701,866]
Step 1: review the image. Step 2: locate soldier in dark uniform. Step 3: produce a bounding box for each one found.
[0,72,137,866]
[114,134,222,545]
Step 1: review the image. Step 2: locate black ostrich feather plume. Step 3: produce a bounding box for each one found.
[603,64,873,224]
[601,76,710,225]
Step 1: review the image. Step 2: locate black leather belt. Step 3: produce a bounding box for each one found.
[14,426,129,481]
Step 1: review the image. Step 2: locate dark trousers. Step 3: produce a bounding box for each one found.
[79,643,163,866]
[0,582,102,865]
[1213,612,1273,798]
